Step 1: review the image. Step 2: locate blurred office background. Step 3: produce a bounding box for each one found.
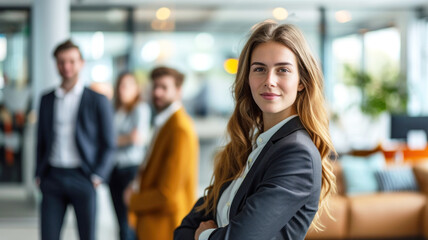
[1,0,428,239]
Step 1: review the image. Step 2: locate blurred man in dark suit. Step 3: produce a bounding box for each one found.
[36,39,115,240]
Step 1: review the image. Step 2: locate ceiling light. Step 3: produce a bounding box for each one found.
[156,7,171,20]
[273,7,288,20]
[335,10,352,23]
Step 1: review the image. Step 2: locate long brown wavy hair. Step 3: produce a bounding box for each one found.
[114,72,141,112]
[197,22,337,231]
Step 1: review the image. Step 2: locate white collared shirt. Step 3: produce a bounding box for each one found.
[49,79,84,168]
[153,101,181,130]
[199,115,298,240]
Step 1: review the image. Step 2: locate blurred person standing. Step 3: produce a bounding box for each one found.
[174,22,336,240]
[110,72,151,240]
[125,66,199,240]
[36,39,115,240]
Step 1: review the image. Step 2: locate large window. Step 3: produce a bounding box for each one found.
[71,9,132,101]
[364,28,400,79]
[331,34,363,114]
[407,16,428,115]
[329,15,402,151]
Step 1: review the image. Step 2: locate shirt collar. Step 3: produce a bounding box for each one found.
[55,79,85,98]
[255,114,298,148]
[154,101,181,128]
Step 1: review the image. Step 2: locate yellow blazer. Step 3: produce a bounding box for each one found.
[129,107,199,240]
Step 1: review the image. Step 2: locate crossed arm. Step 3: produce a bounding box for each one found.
[174,141,317,240]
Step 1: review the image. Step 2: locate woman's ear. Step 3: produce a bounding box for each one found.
[298,82,305,92]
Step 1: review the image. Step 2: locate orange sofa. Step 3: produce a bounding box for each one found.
[306,160,428,240]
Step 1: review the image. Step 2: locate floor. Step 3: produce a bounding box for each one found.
[0,185,117,240]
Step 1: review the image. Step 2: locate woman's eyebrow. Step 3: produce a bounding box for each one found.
[250,62,293,66]
[250,62,266,66]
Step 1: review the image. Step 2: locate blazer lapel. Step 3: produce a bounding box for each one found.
[271,117,305,143]
[76,88,88,123]
[74,88,89,156]
[228,117,305,219]
[228,140,273,219]
[45,92,55,142]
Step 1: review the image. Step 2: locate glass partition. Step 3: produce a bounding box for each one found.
[0,8,30,183]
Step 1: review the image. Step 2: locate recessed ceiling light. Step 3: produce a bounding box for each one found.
[156,7,171,20]
[335,10,352,23]
[273,7,288,20]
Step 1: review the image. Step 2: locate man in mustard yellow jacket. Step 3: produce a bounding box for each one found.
[125,66,199,240]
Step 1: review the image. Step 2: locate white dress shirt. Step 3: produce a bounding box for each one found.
[199,115,298,240]
[153,101,182,130]
[49,80,84,168]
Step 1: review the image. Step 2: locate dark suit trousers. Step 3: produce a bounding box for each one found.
[40,167,96,240]
[108,165,138,240]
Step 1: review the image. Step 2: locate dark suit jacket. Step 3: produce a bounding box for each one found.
[174,117,322,240]
[36,87,115,181]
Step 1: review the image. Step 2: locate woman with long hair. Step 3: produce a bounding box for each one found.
[109,72,151,240]
[174,22,336,240]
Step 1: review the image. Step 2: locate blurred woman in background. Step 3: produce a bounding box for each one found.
[110,72,151,240]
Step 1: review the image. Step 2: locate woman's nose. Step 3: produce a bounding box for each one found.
[264,71,277,87]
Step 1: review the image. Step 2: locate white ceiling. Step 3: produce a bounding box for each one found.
[1,0,427,35]
[2,0,428,10]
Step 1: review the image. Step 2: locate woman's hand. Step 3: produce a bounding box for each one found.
[117,129,142,147]
[195,220,218,240]
[130,129,142,144]
[123,184,134,206]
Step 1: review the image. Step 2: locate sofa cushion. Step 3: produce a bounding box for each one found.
[413,161,428,238]
[424,199,428,238]
[331,160,345,195]
[375,166,419,192]
[413,161,428,195]
[340,152,385,195]
[348,192,426,239]
[305,195,348,240]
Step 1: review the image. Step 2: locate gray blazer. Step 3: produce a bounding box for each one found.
[174,117,322,240]
[113,103,151,168]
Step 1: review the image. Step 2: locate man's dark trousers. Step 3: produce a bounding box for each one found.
[40,167,96,240]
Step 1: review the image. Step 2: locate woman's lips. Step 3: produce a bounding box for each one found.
[260,92,280,100]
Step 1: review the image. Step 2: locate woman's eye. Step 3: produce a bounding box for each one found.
[278,68,289,73]
[253,67,264,72]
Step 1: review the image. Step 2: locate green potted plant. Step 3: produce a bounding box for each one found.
[343,64,408,117]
